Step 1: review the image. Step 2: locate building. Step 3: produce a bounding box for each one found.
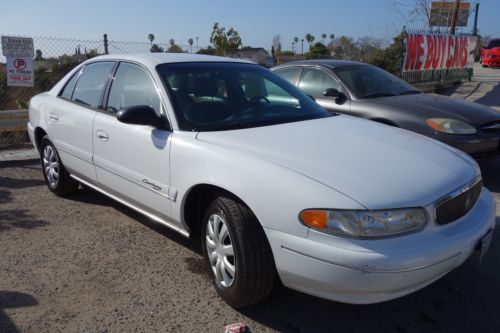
[237,47,274,67]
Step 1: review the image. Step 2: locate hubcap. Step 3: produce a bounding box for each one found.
[205,214,235,288]
[42,145,59,187]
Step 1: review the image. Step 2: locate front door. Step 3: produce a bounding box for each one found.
[297,67,351,114]
[92,62,174,222]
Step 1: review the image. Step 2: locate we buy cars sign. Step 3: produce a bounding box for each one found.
[2,36,35,87]
[403,34,477,72]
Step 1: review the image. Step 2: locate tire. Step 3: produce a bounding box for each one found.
[40,136,79,196]
[201,195,275,308]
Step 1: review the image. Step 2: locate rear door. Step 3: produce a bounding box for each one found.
[46,61,115,182]
[92,62,174,222]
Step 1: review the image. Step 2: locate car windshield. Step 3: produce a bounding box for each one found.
[334,65,420,99]
[156,62,331,131]
[486,39,500,49]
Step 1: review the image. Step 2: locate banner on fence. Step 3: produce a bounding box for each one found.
[403,34,477,72]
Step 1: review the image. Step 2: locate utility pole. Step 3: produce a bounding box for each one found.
[449,0,460,35]
[472,3,479,36]
[103,34,109,54]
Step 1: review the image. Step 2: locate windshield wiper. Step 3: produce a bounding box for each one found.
[398,90,421,95]
[363,93,397,99]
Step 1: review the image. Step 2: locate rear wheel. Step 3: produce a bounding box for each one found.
[201,195,275,308]
[40,136,79,196]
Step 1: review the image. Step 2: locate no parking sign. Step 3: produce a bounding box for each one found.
[1,36,34,87]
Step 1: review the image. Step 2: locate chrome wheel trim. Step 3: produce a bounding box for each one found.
[42,145,59,187]
[205,213,236,288]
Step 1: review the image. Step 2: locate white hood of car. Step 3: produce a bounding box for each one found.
[196,115,478,209]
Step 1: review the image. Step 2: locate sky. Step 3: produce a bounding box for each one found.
[1,0,499,52]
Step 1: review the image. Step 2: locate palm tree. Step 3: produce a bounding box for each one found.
[292,41,295,54]
[293,37,299,54]
[321,33,326,44]
[330,34,335,41]
[188,38,194,53]
[148,34,155,46]
[169,39,175,47]
[301,38,304,54]
[305,33,315,47]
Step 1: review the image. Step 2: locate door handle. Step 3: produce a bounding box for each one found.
[49,113,59,121]
[96,130,109,142]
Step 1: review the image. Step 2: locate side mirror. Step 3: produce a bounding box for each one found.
[117,105,170,130]
[323,88,340,97]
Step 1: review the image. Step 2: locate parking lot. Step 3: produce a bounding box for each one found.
[0,154,499,333]
[1,64,500,332]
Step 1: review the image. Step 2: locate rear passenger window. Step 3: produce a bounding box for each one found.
[106,63,161,115]
[60,70,80,100]
[72,62,114,108]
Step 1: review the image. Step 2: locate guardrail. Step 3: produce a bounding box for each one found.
[0,110,30,149]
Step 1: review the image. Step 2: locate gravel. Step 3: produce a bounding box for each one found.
[1,156,499,333]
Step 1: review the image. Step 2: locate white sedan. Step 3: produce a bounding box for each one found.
[28,53,495,307]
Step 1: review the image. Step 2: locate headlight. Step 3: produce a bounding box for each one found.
[426,118,477,135]
[299,208,427,238]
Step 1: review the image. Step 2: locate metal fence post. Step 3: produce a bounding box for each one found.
[103,34,109,54]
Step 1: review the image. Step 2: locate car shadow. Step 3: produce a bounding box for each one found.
[0,291,38,333]
[64,187,200,254]
[479,156,500,192]
[473,82,500,110]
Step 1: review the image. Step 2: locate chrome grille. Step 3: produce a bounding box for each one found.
[435,179,483,225]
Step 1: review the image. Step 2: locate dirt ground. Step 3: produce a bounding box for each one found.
[0,156,499,333]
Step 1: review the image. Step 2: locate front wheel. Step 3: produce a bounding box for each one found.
[40,136,79,196]
[201,195,275,308]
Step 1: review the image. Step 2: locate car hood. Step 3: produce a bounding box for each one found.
[485,47,500,54]
[365,93,500,125]
[196,116,478,209]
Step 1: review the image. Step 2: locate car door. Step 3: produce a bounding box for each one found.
[297,67,351,114]
[92,62,175,222]
[46,61,115,183]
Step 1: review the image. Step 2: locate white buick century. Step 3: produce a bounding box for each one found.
[28,54,495,307]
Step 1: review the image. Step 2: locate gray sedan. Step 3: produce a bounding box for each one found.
[272,60,500,158]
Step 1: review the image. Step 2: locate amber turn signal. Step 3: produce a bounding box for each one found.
[300,210,328,229]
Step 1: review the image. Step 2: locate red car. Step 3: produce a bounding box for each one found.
[480,38,500,67]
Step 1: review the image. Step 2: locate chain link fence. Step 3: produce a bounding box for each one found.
[0,34,205,149]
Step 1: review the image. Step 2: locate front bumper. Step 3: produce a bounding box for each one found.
[265,188,496,304]
[433,132,500,158]
[483,57,500,67]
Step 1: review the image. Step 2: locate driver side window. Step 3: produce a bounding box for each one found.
[107,63,161,115]
[298,67,342,98]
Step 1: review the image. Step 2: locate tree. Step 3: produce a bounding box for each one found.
[305,33,315,47]
[35,49,43,61]
[150,43,164,52]
[196,46,217,55]
[169,39,175,47]
[167,44,184,53]
[370,33,404,75]
[305,42,330,60]
[210,22,242,56]
[329,33,335,41]
[356,36,384,63]
[321,33,327,44]
[293,36,299,54]
[188,38,194,53]
[330,35,358,60]
[148,34,155,46]
[272,35,282,53]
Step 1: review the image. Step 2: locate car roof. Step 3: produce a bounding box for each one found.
[272,59,367,70]
[86,53,254,68]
